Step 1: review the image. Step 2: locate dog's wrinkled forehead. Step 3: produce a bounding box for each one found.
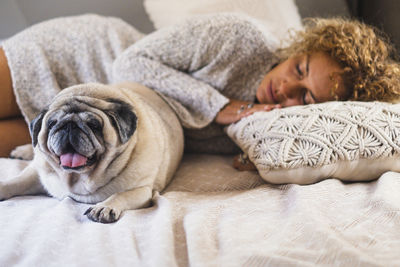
[51,95,119,113]
[62,99,96,114]
[54,83,127,104]
[47,102,99,127]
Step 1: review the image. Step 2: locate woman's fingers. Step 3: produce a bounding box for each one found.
[244,103,281,116]
[215,99,282,125]
[233,154,257,171]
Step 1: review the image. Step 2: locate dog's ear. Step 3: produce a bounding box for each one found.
[29,110,47,147]
[106,99,137,144]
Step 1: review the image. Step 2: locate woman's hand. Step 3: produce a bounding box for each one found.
[233,153,257,171]
[215,99,281,125]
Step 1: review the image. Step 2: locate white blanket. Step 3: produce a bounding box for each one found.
[1,154,400,266]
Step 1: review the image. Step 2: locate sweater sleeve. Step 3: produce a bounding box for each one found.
[112,14,257,129]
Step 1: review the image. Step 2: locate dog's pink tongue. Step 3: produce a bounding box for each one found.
[60,153,87,168]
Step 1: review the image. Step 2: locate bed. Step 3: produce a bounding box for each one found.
[1,154,400,266]
[1,0,400,266]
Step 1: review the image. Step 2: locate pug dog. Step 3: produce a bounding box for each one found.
[0,82,184,223]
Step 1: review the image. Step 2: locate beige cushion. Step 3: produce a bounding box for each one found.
[143,0,302,41]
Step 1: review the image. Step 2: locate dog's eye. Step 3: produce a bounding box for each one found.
[47,119,57,129]
[87,119,102,131]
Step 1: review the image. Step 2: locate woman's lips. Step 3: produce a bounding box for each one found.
[267,81,277,104]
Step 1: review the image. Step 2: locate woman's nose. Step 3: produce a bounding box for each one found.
[279,80,303,106]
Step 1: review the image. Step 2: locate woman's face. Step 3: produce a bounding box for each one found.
[256,51,347,107]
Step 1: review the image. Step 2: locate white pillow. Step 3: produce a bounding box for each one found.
[226,101,400,185]
[143,0,303,41]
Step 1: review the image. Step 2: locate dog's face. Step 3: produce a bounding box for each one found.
[30,84,138,196]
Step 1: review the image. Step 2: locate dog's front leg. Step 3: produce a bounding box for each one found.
[84,186,152,223]
[0,164,45,200]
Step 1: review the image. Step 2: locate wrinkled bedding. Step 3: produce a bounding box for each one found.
[0,154,399,266]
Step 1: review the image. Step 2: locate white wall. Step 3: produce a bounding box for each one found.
[0,0,155,39]
[0,0,28,39]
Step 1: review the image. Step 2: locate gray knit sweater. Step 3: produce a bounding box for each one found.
[2,13,278,153]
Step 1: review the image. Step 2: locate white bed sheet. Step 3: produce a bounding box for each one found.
[0,154,400,266]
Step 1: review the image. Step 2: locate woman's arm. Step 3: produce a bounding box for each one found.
[233,153,257,171]
[113,50,229,128]
[112,14,276,128]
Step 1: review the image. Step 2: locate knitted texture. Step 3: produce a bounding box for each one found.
[227,101,400,184]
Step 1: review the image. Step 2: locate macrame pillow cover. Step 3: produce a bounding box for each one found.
[226,101,400,185]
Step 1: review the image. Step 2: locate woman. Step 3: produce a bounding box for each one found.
[0,13,399,157]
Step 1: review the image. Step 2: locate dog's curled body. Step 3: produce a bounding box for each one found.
[0,82,184,223]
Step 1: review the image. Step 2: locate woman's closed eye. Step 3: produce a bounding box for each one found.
[302,90,317,105]
[302,91,309,105]
[296,64,303,77]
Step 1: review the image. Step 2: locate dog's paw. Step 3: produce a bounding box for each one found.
[84,205,122,223]
[10,144,34,161]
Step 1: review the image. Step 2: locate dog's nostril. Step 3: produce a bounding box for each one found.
[64,122,78,130]
[62,143,74,153]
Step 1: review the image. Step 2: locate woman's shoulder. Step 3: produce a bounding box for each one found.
[177,13,279,47]
[182,13,267,31]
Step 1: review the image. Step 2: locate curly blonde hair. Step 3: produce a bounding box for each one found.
[277,17,400,102]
